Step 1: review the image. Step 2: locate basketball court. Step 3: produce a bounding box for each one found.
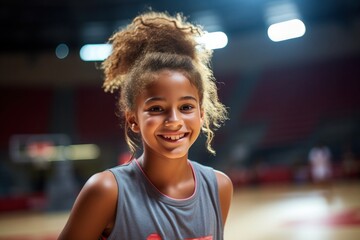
[0,180,359,240]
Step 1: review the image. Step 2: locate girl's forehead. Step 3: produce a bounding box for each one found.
[139,70,200,99]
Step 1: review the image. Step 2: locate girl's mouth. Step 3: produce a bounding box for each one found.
[160,133,188,141]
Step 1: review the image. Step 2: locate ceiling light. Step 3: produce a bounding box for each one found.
[267,19,306,42]
[79,44,112,61]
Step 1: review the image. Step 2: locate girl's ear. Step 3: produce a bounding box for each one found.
[125,111,140,133]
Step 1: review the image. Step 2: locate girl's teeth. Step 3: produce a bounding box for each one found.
[164,134,185,140]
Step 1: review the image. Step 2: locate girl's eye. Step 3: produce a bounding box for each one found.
[148,106,163,112]
[180,104,194,111]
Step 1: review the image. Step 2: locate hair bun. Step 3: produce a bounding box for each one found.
[102,11,209,92]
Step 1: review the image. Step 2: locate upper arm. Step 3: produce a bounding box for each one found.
[58,170,118,240]
[214,170,233,226]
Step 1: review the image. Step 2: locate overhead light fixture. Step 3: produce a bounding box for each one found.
[197,31,228,50]
[79,44,112,61]
[267,19,306,42]
[265,0,306,42]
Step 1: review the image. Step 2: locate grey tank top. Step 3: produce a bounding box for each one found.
[107,159,223,240]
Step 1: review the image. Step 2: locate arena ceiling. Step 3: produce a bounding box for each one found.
[2,0,360,53]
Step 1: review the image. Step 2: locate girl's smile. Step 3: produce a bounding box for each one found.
[159,132,188,141]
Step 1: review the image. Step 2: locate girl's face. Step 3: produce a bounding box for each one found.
[128,69,203,160]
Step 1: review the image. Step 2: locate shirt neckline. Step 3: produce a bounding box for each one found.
[133,158,199,206]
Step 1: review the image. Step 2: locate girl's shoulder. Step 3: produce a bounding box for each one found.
[84,170,118,195]
[58,170,118,239]
[214,169,233,226]
[213,170,233,193]
[75,170,118,221]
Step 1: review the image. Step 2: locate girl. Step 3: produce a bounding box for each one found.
[58,11,233,240]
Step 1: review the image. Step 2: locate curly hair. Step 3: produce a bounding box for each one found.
[101,11,227,155]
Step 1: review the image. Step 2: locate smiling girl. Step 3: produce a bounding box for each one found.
[58,11,233,240]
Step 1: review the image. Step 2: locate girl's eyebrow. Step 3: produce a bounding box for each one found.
[144,96,198,104]
[144,97,165,104]
[180,96,198,102]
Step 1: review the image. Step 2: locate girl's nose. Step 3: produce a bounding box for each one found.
[164,109,182,128]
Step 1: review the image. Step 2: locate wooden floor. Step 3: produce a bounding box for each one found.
[0,181,359,240]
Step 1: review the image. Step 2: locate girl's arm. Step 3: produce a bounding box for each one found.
[58,171,118,240]
[215,170,233,226]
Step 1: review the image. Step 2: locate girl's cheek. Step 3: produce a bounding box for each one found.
[144,117,161,127]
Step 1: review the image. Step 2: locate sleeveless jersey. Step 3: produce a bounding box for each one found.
[107,159,223,240]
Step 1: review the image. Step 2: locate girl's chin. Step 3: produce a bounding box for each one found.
[153,148,189,160]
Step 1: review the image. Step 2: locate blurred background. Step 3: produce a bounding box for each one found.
[0,0,360,239]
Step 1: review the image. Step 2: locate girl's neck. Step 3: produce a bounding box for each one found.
[137,153,195,199]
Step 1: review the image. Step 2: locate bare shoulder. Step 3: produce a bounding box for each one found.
[214,170,233,226]
[76,170,118,206]
[84,170,118,195]
[76,170,119,218]
[58,170,118,240]
[214,170,233,191]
